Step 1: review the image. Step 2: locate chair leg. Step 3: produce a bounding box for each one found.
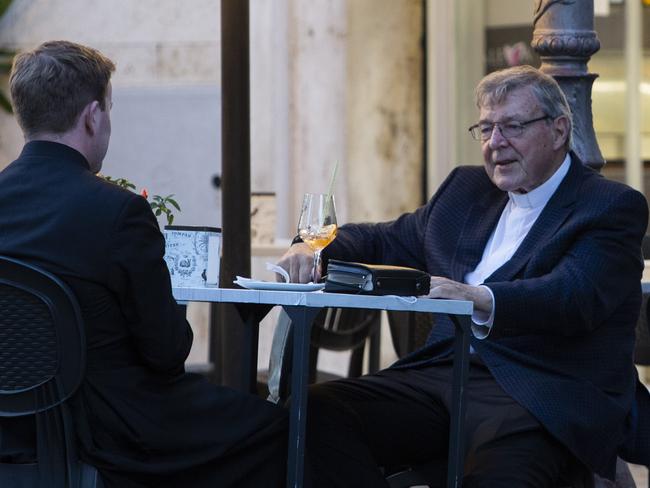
[348,345,365,378]
[367,325,381,374]
[308,345,319,383]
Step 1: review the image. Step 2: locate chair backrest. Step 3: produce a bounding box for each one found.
[269,307,381,403]
[0,255,89,487]
[310,307,380,352]
[0,256,86,416]
[386,310,435,358]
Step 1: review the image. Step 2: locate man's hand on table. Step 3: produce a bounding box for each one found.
[276,243,316,283]
[426,276,493,316]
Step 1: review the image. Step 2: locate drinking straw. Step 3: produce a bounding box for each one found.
[327,160,339,198]
[325,159,339,214]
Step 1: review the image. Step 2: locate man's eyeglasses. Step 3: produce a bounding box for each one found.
[468,115,551,141]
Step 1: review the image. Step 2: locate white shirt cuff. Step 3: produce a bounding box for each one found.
[471,285,495,339]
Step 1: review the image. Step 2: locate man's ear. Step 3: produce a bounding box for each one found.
[82,100,101,136]
[552,115,570,151]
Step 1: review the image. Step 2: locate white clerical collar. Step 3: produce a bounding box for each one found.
[508,153,571,209]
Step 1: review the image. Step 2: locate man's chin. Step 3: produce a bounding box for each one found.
[492,176,520,193]
[490,169,519,192]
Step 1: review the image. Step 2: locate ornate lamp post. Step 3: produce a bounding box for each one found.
[531,0,604,170]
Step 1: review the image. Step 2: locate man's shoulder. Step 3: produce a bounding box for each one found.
[572,164,648,219]
[450,165,490,180]
[84,174,148,216]
[90,173,137,198]
[445,165,494,191]
[452,164,488,175]
[578,164,645,201]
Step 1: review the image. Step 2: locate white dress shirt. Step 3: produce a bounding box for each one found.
[465,153,571,339]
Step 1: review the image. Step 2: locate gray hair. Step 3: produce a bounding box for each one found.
[475,65,573,150]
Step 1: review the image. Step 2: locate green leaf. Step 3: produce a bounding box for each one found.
[0,1,16,107]
[0,0,13,18]
[0,90,11,113]
[97,178,182,225]
[0,58,12,74]
[167,198,181,211]
[101,176,136,191]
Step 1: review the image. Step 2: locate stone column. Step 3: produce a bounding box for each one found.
[287,0,348,225]
[347,0,423,221]
[625,0,643,191]
[425,0,484,196]
[531,0,604,170]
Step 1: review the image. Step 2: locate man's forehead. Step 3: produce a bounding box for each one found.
[478,92,540,121]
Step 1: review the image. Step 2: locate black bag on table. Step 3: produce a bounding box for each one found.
[324,260,430,296]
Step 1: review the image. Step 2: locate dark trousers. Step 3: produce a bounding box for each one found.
[306,357,576,488]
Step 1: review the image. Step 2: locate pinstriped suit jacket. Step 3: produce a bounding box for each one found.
[323,155,648,479]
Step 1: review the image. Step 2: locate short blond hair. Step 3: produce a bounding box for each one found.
[10,40,115,137]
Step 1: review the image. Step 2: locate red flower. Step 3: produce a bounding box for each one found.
[141,188,149,199]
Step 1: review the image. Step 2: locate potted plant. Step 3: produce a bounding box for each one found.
[102,175,220,288]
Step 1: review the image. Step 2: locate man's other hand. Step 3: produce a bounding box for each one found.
[427,276,493,316]
[276,243,315,283]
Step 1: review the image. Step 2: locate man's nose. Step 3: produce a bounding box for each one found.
[488,125,509,148]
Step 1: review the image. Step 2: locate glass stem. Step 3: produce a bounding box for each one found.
[312,250,322,283]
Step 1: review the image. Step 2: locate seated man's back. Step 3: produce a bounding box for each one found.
[0,40,288,488]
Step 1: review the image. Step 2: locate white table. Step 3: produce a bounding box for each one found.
[173,286,474,488]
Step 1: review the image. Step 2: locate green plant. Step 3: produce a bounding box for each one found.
[102,176,135,191]
[0,0,14,113]
[101,175,181,226]
[150,194,181,226]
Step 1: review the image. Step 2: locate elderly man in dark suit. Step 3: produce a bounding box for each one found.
[0,40,288,487]
[279,65,649,487]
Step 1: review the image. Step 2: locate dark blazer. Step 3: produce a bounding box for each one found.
[0,141,287,487]
[323,156,649,479]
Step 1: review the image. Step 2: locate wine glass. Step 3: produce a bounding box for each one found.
[297,193,338,282]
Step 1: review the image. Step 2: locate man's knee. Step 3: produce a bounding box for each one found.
[306,382,350,430]
[463,430,571,488]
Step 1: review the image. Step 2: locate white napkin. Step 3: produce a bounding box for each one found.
[265,262,290,283]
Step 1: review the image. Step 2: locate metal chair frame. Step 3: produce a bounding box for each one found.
[0,256,102,488]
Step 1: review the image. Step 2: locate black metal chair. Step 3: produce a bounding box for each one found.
[308,307,381,381]
[386,310,435,358]
[269,307,381,402]
[0,256,103,488]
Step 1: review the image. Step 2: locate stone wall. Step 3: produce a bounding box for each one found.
[0,0,222,229]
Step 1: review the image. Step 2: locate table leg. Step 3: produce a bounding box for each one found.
[283,306,320,488]
[367,315,381,374]
[233,303,273,394]
[446,315,471,488]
